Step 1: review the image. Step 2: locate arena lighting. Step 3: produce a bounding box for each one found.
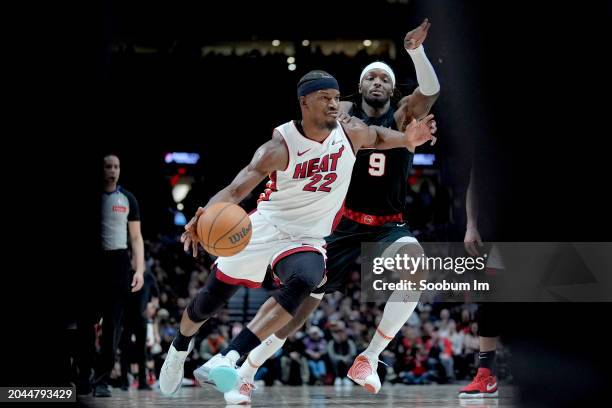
[164,152,200,165]
[302,40,310,46]
[413,153,436,166]
[174,211,187,226]
[172,183,191,203]
[363,39,372,47]
[272,39,280,46]
[288,64,296,71]
[287,57,295,64]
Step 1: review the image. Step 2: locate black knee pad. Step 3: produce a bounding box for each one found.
[272,251,325,316]
[186,269,239,323]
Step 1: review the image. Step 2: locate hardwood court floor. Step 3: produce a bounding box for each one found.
[78,383,516,407]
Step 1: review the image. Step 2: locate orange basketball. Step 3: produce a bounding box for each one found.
[196,202,252,257]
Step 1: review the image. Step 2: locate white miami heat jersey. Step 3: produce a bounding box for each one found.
[257,120,356,239]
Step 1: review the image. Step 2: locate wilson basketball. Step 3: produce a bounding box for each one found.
[196,202,252,257]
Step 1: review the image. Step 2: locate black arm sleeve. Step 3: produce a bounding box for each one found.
[123,189,141,221]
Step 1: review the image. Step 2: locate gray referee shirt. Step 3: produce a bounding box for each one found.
[102,186,140,250]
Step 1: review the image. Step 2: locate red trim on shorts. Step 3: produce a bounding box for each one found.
[269,246,327,287]
[271,246,322,270]
[215,267,261,288]
[271,268,329,288]
[343,208,403,226]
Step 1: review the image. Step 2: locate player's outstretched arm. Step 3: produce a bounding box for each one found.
[181,131,288,256]
[342,114,437,152]
[394,18,441,130]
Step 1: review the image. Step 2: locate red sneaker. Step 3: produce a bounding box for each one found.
[458,368,498,398]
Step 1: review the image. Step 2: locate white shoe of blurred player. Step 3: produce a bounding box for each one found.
[193,351,239,393]
[224,377,256,405]
[159,339,194,395]
[347,353,381,394]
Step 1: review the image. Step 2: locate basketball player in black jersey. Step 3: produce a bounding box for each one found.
[223,19,441,404]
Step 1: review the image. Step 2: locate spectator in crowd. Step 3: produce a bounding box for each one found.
[436,308,451,337]
[281,333,309,385]
[402,343,437,385]
[327,322,356,386]
[419,304,433,325]
[430,328,455,382]
[303,326,328,385]
[458,308,473,333]
[199,330,228,362]
[447,320,468,379]
[442,313,464,377]
[145,300,163,383]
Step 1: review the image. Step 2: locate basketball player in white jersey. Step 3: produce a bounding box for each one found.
[223,20,440,404]
[158,70,437,396]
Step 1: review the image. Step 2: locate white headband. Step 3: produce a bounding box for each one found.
[359,61,396,87]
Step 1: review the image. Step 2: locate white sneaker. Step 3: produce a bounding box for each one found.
[159,339,194,395]
[342,377,353,387]
[193,351,239,393]
[334,377,342,386]
[224,377,256,405]
[347,353,382,394]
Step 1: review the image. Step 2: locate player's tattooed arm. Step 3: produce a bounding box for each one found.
[181,131,288,255]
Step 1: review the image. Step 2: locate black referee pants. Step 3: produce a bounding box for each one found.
[76,249,132,386]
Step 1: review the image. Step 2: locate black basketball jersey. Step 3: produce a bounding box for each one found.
[345,102,414,217]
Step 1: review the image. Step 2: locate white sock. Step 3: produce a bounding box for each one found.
[364,290,420,360]
[226,350,240,364]
[237,334,286,381]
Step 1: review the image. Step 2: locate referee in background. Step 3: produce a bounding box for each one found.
[76,154,145,397]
